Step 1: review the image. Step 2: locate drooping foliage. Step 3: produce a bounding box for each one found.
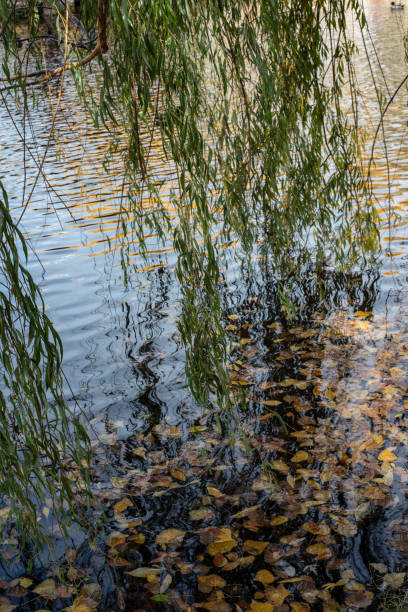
[0,182,91,552]
[0,0,378,546]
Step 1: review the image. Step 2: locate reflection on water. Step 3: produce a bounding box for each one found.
[2,0,408,610]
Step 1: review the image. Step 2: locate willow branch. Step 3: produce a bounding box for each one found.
[0,0,107,85]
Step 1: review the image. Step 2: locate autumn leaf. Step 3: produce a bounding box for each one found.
[254,569,276,585]
[263,399,282,407]
[291,604,311,612]
[106,532,127,548]
[249,603,274,612]
[332,518,357,537]
[207,486,224,498]
[169,468,186,482]
[156,529,185,548]
[302,521,330,536]
[114,498,132,514]
[291,451,309,463]
[266,584,290,605]
[306,543,332,560]
[127,567,162,578]
[270,516,288,526]
[378,448,397,462]
[33,579,57,599]
[190,507,212,521]
[384,572,405,588]
[243,540,268,555]
[198,574,226,593]
[207,528,237,555]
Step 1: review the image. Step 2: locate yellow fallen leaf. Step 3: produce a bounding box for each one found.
[243,540,268,555]
[378,449,397,462]
[208,528,237,555]
[33,579,57,599]
[291,603,311,612]
[291,451,309,463]
[114,498,132,514]
[271,460,290,473]
[169,469,186,482]
[254,569,276,585]
[198,574,226,593]
[270,516,288,526]
[249,603,274,612]
[156,528,185,548]
[106,531,127,548]
[190,507,212,521]
[19,577,33,588]
[306,543,332,560]
[263,400,282,406]
[266,584,290,605]
[207,486,224,498]
[302,521,330,536]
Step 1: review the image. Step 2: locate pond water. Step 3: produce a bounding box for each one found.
[2,1,408,610]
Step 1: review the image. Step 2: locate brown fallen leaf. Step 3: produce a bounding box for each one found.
[207,486,224,499]
[291,451,309,463]
[306,543,332,560]
[208,528,237,555]
[384,572,405,588]
[156,529,185,548]
[302,521,330,536]
[126,567,162,577]
[266,584,290,606]
[169,469,186,482]
[249,603,274,612]
[198,574,226,593]
[33,579,57,600]
[291,603,311,612]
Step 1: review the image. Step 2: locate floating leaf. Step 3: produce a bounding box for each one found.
[332,518,357,537]
[270,516,288,526]
[169,469,186,482]
[207,486,224,498]
[208,528,237,555]
[198,574,226,593]
[384,572,405,588]
[291,451,309,463]
[127,567,162,578]
[156,529,185,548]
[114,498,132,514]
[254,569,276,585]
[33,579,57,600]
[291,604,311,612]
[378,449,397,462]
[190,507,212,521]
[302,521,330,536]
[243,540,268,555]
[263,400,282,407]
[106,532,127,548]
[306,543,332,560]
[271,460,290,474]
[266,584,290,605]
[249,603,274,612]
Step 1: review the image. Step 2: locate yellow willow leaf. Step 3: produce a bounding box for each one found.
[207,486,224,498]
[266,584,290,606]
[302,521,330,536]
[263,399,282,407]
[255,569,276,585]
[306,543,332,559]
[291,603,311,612]
[291,451,309,463]
[156,528,185,548]
[169,469,186,482]
[231,504,262,519]
[249,603,274,612]
[190,507,212,521]
[243,540,268,555]
[208,529,237,556]
[197,574,226,593]
[127,567,162,577]
[19,578,33,588]
[114,497,132,514]
[378,448,397,462]
[271,460,290,473]
[228,315,239,321]
[270,516,288,526]
[106,532,127,548]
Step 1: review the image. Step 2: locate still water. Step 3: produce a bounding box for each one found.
[2,1,408,610]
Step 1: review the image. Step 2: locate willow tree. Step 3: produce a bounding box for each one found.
[0,0,378,547]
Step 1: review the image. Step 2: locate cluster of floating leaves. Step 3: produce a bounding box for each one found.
[2,307,408,610]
